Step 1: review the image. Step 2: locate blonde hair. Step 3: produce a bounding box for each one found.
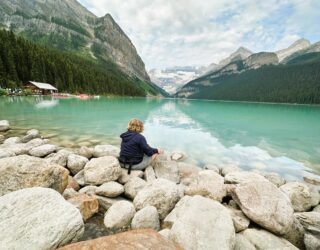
[127,118,144,133]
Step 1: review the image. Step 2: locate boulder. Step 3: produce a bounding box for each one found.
[96,181,124,197]
[21,129,40,143]
[46,151,70,167]
[57,229,181,250]
[96,195,127,212]
[283,217,306,249]
[170,151,186,161]
[306,183,320,207]
[4,137,21,144]
[185,170,226,202]
[159,229,171,238]
[131,206,160,231]
[0,134,4,143]
[67,154,89,175]
[93,144,120,158]
[226,206,250,233]
[29,144,58,157]
[169,195,235,250]
[84,156,122,185]
[63,188,78,200]
[67,193,99,221]
[153,160,180,183]
[66,175,80,191]
[124,177,147,199]
[144,165,156,182]
[0,187,84,249]
[104,200,136,230]
[164,196,192,228]
[234,234,256,250]
[0,148,15,159]
[74,169,85,186]
[280,182,313,212]
[304,174,320,186]
[203,164,220,174]
[264,172,286,187]
[177,162,201,185]
[77,146,93,159]
[79,185,97,195]
[0,120,10,132]
[134,178,181,219]
[295,211,320,233]
[313,204,320,212]
[304,233,320,250]
[224,171,268,184]
[240,228,298,250]
[231,180,294,235]
[221,166,241,176]
[118,168,144,184]
[0,155,69,196]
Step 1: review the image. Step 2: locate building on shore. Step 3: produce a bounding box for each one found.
[24,81,58,95]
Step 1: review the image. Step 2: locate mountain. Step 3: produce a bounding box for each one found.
[0,0,168,96]
[217,47,252,70]
[276,38,310,62]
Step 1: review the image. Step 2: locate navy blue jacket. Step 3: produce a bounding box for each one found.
[120,131,158,164]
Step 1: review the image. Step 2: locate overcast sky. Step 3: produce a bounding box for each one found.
[79,0,320,70]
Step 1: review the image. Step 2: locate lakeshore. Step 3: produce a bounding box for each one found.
[0,120,320,249]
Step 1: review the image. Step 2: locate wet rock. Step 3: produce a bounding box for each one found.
[118,168,144,184]
[93,144,120,158]
[224,171,268,184]
[144,165,156,182]
[131,206,160,231]
[96,195,127,212]
[185,170,226,202]
[153,160,180,183]
[0,155,68,196]
[0,120,10,132]
[67,175,80,191]
[96,181,124,197]
[264,172,286,187]
[84,156,122,185]
[134,178,181,219]
[104,200,136,231]
[29,144,58,157]
[170,151,186,161]
[0,187,84,249]
[124,177,147,199]
[231,181,294,235]
[67,193,99,221]
[21,129,40,143]
[79,185,97,195]
[57,229,181,250]
[67,154,89,175]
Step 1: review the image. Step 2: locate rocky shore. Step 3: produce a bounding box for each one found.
[0,120,320,250]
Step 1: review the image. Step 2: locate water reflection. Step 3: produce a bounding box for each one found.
[35,99,59,109]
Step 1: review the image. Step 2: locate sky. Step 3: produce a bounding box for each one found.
[78,0,320,70]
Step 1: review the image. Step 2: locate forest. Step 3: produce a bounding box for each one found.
[0,29,151,96]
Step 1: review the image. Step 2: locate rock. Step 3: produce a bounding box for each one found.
[131,206,160,231]
[84,156,122,185]
[67,175,80,191]
[46,150,70,167]
[203,164,220,174]
[57,229,181,250]
[177,162,201,185]
[159,228,171,238]
[313,205,320,212]
[74,169,85,186]
[0,187,84,249]
[104,200,136,230]
[21,129,40,143]
[4,136,21,144]
[118,168,144,184]
[304,174,320,186]
[96,195,127,212]
[244,52,279,69]
[304,233,320,250]
[306,183,320,207]
[96,181,124,197]
[67,154,89,175]
[221,166,241,176]
[164,196,192,228]
[240,228,298,250]
[231,181,294,235]
[0,148,15,159]
[77,146,93,159]
[185,170,226,202]
[0,142,28,155]
[170,151,186,161]
[0,120,10,132]
[295,211,320,232]
[264,172,286,187]
[283,217,306,249]
[0,155,69,196]
[29,144,58,157]
[169,195,235,250]
[63,188,78,200]
[79,185,97,195]
[93,144,120,158]
[134,178,181,219]
[67,193,99,221]
[0,134,4,143]
[234,234,256,250]
[280,182,313,212]
[153,160,180,183]
[124,177,147,199]
[224,171,268,184]
[226,206,250,233]
[225,184,237,197]
[144,165,156,182]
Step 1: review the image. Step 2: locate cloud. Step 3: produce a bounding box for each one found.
[78,0,320,69]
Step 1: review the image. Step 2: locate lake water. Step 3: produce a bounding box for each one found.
[1,96,319,180]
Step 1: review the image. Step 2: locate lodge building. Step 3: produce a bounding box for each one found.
[24,81,58,95]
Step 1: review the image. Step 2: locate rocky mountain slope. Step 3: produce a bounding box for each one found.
[276,38,310,62]
[0,0,150,82]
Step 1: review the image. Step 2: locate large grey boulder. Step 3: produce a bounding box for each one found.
[0,155,69,196]
[283,217,305,249]
[234,234,256,250]
[224,171,268,184]
[231,181,294,235]
[169,195,235,250]
[67,154,89,175]
[296,211,320,250]
[0,148,15,159]
[104,200,136,230]
[131,206,160,231]
[84,156,122,185]
[185,170,226,202]
[29,144,58,157]
[164,196,192,228]
[280,182,313,212]
[153,160,180,183]
[303,174,320,186]
[264,172,286,187]
[133,178,181,219]
[124,177,147,199]
[0,187,84,249]
[240,228,298,250]
[45,149,73,167]
[96,181,124,197]
[118,168,144,184]
[177,162,201,185]
[93,144,120,158]
[0,120,10,132]
[4,137,21,145]
[77,146,93,159]
[21,129,40,143]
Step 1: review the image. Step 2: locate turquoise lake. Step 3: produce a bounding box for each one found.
[1,96,320,180]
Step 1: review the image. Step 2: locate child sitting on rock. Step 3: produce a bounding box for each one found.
[119,118,161,172]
